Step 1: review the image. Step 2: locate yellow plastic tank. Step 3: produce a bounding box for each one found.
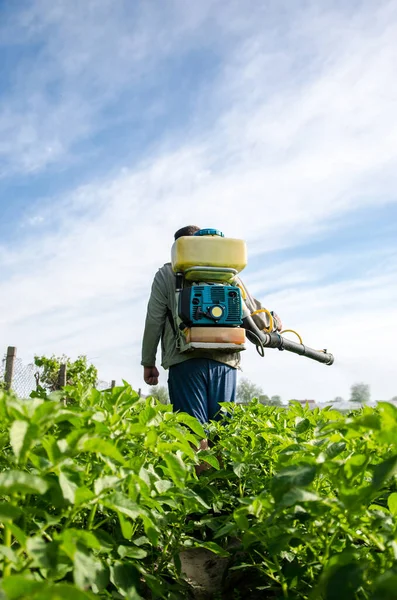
[171,236,247,281]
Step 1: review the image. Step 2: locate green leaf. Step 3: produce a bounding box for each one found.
[40,585,97,599]
[1,576,47,599]
[59,529,101,559]
[103,492,147,520]
[279,487,320,507]
[142,516,159,546]
[73,549,109,591]
[164,427,197,459]
[351,413,380,430]
[317,553,364,600]
[9,421,39,464]
[118,512,133,539]
[213,522,237,539]
[325,441,347,458]
[132,536,149,547]
[369,503,390,514]
[0,544,18,563]
[110,562,141,597]
[154,479,173,494]
[117,545,148,559]
[11,581,97,600]
[78,436,126,464]
[141,572,168,597]
[31,401,60,425]
[343,454,368,480]
[138,406,157,426]
[74,486,95,505]
[94,475,120,495]
[232,462,247,477]
[372,572,397,600]
[175,413,206,438]
[26,537,58,569]
[59,471,79,504]
[387,492,397,515]
[197,450,219,470]
[9,420,28,459]
[7,523,27,548]
[234,508,250,530]
[42,436,62,464]
[372,454,397,490]
[128,423,147,435]
[163,452,186,487]
[295,418,311,434]
[0,471,49,495]
[192,541,230,557]
[144,429,158,447]
[0,502,22,521]
[176,488,210,511]
[271,464,316,502]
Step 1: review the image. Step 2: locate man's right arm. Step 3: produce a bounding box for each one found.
[141,270,168,383]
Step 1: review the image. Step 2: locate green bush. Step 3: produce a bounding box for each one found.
[0,386,396,599]
[33,355,98,392]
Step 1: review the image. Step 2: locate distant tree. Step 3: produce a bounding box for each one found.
[237,378,263,404]
[332,396,344,403]
[391,396,397,403]
[270,395,282,406]
[34,354,97,392]
[260,395,282,406]
[350,383,370,404]
[259,395,270,405]
[149,385,169,405]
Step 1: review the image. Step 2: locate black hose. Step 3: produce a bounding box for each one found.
[246,329,265,357]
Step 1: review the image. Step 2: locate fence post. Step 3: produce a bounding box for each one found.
[111,380,116,389]
[57,364,67,389]
[4,346,17,391]
[138,388,142,397]
[57,364,67,406]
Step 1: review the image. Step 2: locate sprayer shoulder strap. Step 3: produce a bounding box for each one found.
[166,307,177,335]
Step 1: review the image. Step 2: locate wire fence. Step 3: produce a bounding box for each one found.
[0,346,114,398]
[0,358,38,399]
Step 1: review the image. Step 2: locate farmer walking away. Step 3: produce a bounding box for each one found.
[141,225,283,426]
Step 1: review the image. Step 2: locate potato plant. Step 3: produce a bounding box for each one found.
[0,385,396,599]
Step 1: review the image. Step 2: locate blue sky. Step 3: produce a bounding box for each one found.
[1,0,396,401]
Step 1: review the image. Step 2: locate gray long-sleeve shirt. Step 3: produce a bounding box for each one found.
[141,263,275,370]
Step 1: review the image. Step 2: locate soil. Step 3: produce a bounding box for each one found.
[179,547,229,599]
[178,546,274,600]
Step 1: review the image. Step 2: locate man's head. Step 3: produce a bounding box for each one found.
[174,225,201,240]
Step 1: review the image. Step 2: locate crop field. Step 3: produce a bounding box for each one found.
[0,384,397,599]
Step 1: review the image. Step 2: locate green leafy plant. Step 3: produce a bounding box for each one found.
[33,355,98,392]
[0,386,396,599]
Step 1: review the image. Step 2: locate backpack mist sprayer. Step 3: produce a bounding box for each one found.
[171,229,334,366]
[242,312,334,365]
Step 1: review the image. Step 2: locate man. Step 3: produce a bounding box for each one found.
[141,225,282,424]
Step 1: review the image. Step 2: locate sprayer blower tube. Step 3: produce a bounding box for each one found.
[242,315,334,366]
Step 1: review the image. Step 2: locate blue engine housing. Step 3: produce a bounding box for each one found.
[178,284,243,327]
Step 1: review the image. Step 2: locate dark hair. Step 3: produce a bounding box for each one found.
[174,225,201,240]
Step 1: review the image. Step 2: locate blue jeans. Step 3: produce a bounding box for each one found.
[168,358,237,424]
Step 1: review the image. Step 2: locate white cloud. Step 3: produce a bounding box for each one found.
[0,0,252,175]
[1,1,396,401]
